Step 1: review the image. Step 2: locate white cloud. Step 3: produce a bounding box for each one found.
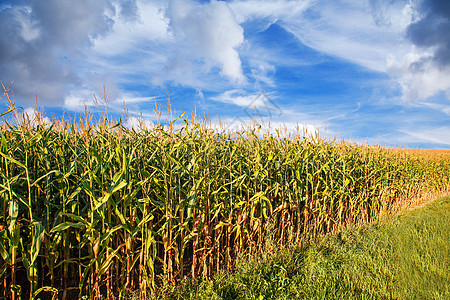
[211,89,270,108]
[0,0,115,106]
[276,0,413,73]
[229,0,313,24]
[167,0,246,84]
[93,1,170,56]
[444,106,450,116]
[211,115,321,137]
[15,6,40,42]
[416,102,450,117]
[388,54,450,100]
[32,0,115,50]
[22,107,51,126]
[64,94,94,110]
[400,127,450,146]
[116,95,157,105]
[230,0,450,102]
[249,60,276,87]
[384,0,450,102]
[125,116,155,130]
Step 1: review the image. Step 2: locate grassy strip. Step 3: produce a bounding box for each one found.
[157,196,450,299]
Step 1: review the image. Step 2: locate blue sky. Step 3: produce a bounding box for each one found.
[1,0,449,148]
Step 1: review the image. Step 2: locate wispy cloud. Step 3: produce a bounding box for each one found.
[260,0,414,72]
[229,0,313,24]
[211,90,271,108]
[400,126,450,147]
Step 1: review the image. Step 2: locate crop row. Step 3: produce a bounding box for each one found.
[0,96,449,299]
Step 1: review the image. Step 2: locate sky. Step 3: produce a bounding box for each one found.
[0,0,449,149]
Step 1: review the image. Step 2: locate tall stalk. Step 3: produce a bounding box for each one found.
[0,87,449,298]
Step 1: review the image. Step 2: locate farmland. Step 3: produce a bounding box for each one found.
[166,195,450,299]
[0,91,449,299]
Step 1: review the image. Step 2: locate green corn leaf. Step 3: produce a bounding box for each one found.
[51,222,86,232]
[30,221,45,266]
[172,112,185,123]
[0,134,8,152]
[109,114,122,130]
[30,170,61,188]
[60,212,90,225]
[100,225,129,244]
[0,150,26,169]
[67,187,82,201]
[132,214,154,237]
[93,180,127,211]
[109,178,127,195]
[11,190,30,208]
[79,257,96,295]
[0,229,10,261]
[115,205,127,226]
[97,244,124,278]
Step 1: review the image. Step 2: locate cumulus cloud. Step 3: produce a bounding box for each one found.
[0,0,118,105]
[387,51,450,100]
[166,0,246,84]
[31,0,115,50]
[92,1,170,56]
[407,0,450,67]
[0,0,248,108]
[389,0,450,100]
[125,116,155,131]
[23,106,51,126]
[92,0,248,90]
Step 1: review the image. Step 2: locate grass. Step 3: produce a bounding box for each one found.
[156,195,450,299]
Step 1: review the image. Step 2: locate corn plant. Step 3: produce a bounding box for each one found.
[0,84,449,299]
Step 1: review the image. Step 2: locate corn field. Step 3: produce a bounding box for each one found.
[0,88,449,299]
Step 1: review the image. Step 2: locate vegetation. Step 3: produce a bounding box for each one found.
[160,195,450,299]
[0,84,449,299]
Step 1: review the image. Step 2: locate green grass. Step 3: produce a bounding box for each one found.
[156,196,450,299]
